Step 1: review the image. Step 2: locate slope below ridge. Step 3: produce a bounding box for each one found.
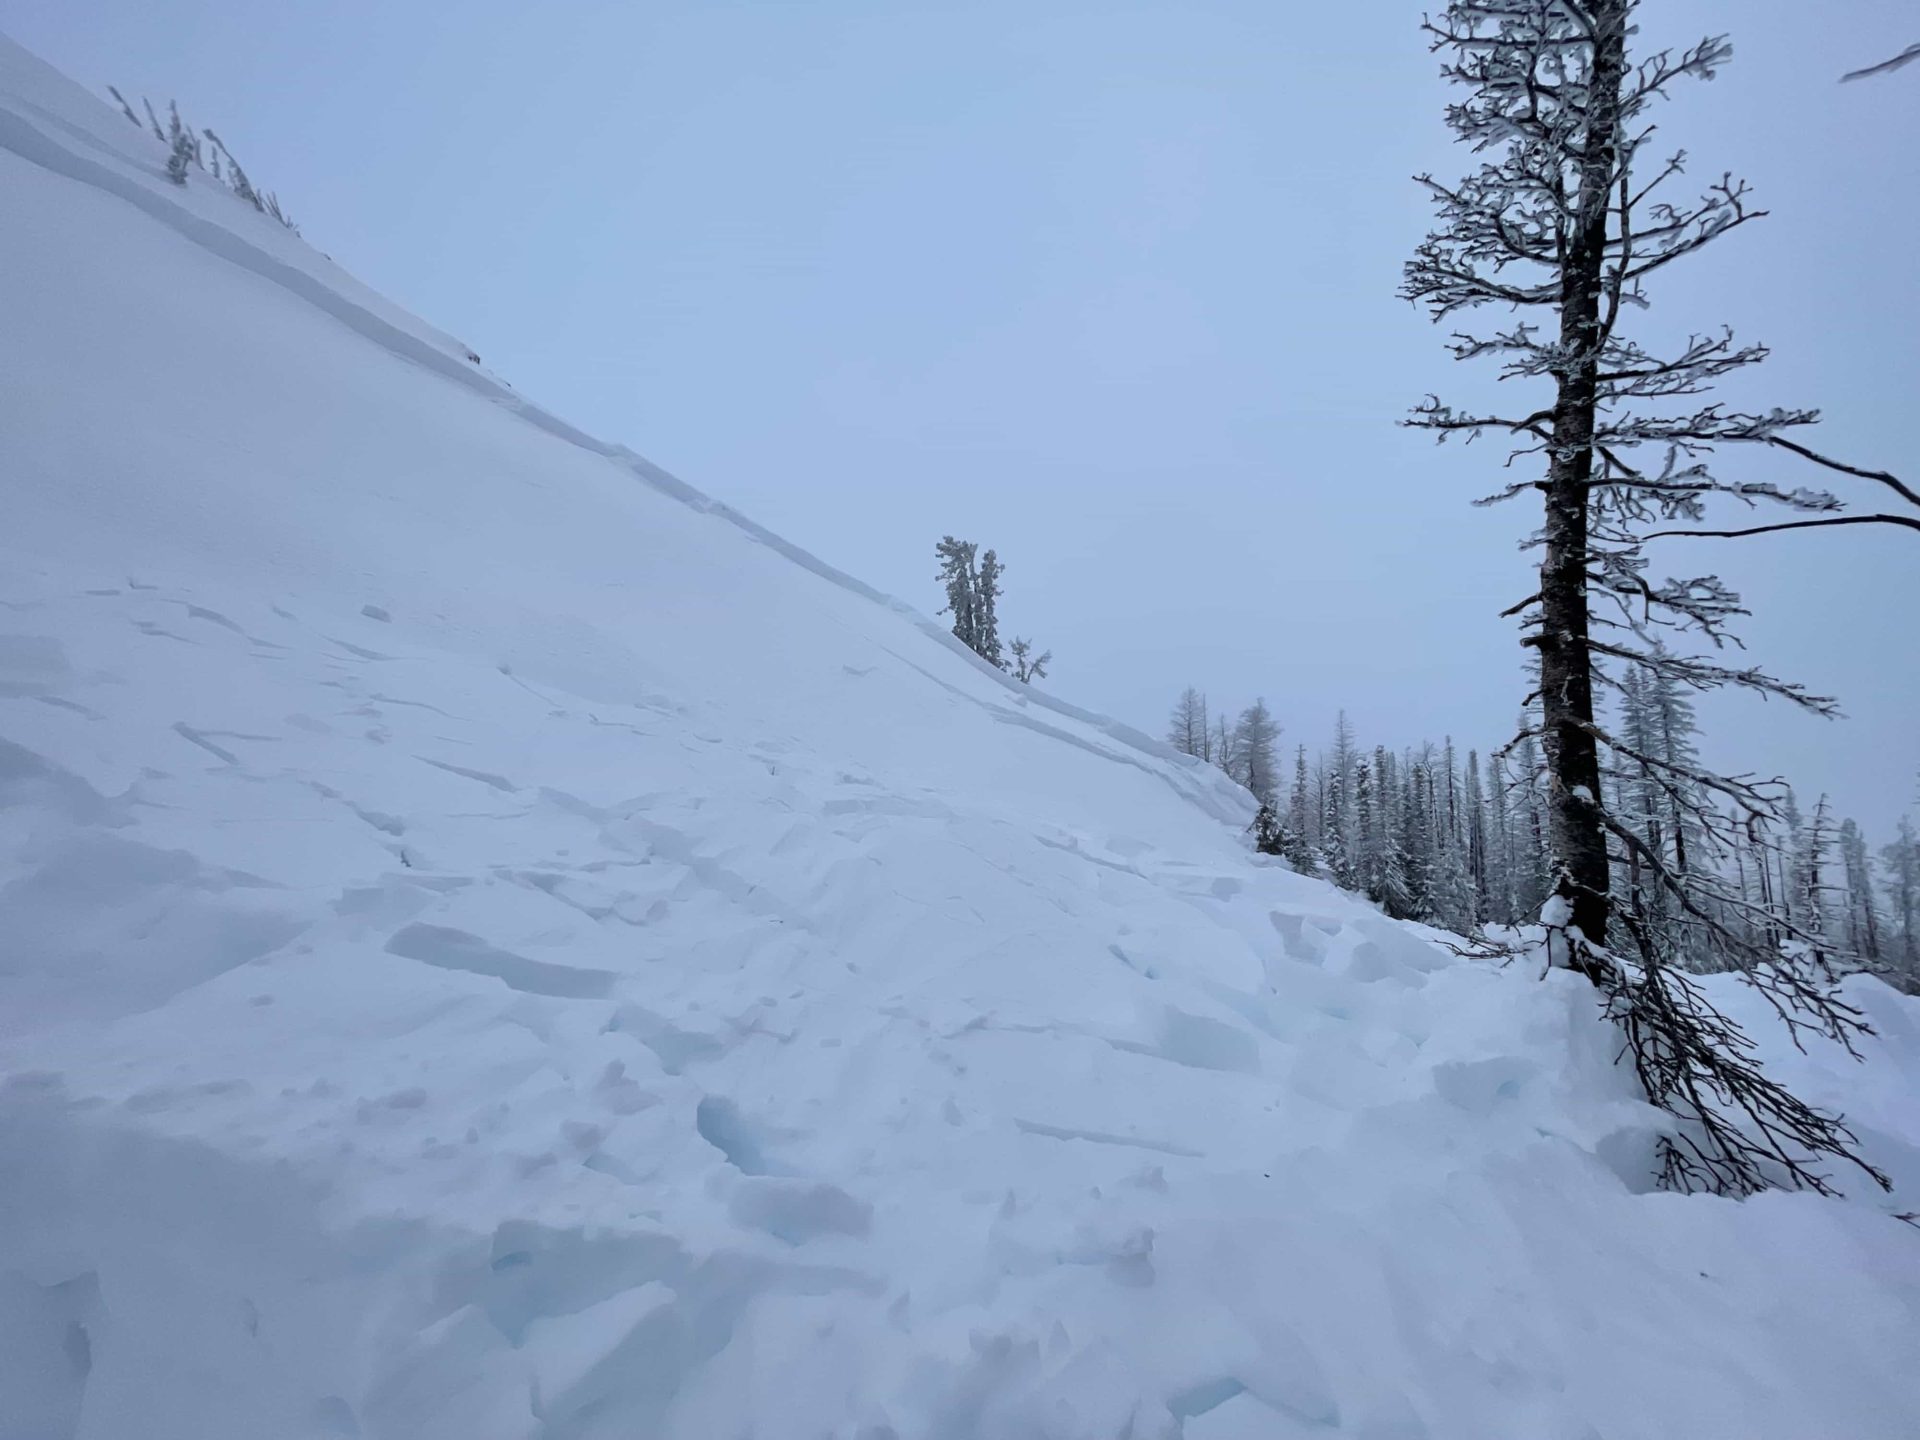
[1,33,1916,1440]
[0,34,1220,829]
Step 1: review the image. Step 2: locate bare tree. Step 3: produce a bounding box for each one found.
[1405,0,1889,1199]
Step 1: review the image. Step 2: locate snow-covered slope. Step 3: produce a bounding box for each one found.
[2,34,1916,1440]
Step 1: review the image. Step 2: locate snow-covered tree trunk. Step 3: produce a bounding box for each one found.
[1522,0,1627,950]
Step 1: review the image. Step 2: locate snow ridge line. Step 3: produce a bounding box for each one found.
[0,88,1249,828]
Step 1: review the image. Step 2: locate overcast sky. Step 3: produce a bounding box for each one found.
[10,0,1916,835]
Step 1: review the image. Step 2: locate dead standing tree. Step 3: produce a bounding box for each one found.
[1402,0,1889,1198]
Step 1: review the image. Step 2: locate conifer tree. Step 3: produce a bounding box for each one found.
[1354,758,1384,905]
[1317,714,1360,886]
[935,537,981,654]
[975,549,1006,670]
[1837,819,1881,967]
[1792,795,1845,970]
[1373,747,1415,919]
[1249,801,1286,857]
[1213,715,1241,786]
[1401,13,1895,1208]
[1180,698,1903,1007]
[1406,1,1848,958]
[1319,769,1355,891]
[1647,658,1705,880]
[107,85,142,130]
[1284,747,1319,876]
[1746,810,1783,953]
[1232,699,1282,808]
[1400,752,1437,921]
[1483,748,1517,926]
[934,538,1034,674]
[1009,637,1050,684]
[1167,688,1211,760]
[1464,750,1491,920]
[164,101,198,185]
[1881,819,1920,989]
[109,90,299,231]
[1507,731,1552,923]
[1775,788,1806,933]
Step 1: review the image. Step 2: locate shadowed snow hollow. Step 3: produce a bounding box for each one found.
[2,33,1917,1440]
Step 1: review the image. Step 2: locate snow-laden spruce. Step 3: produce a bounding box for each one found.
[0,30,1917,1440]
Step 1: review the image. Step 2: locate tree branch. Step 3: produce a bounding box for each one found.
[1765,435,1920,511]
[1646,514,1920,541]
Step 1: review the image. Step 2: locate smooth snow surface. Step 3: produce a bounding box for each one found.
[2,34,1917,1440]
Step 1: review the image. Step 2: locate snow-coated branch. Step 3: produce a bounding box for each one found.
[1586,637,1838,714]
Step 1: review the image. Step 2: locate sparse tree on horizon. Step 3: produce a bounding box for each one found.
[1167,687,1211,760]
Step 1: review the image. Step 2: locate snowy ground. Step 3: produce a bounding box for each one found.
[2,32,1917,1440]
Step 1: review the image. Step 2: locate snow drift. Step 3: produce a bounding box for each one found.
[1,33,1916,1440]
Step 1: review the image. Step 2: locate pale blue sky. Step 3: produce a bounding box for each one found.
[8,0,1916,834]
